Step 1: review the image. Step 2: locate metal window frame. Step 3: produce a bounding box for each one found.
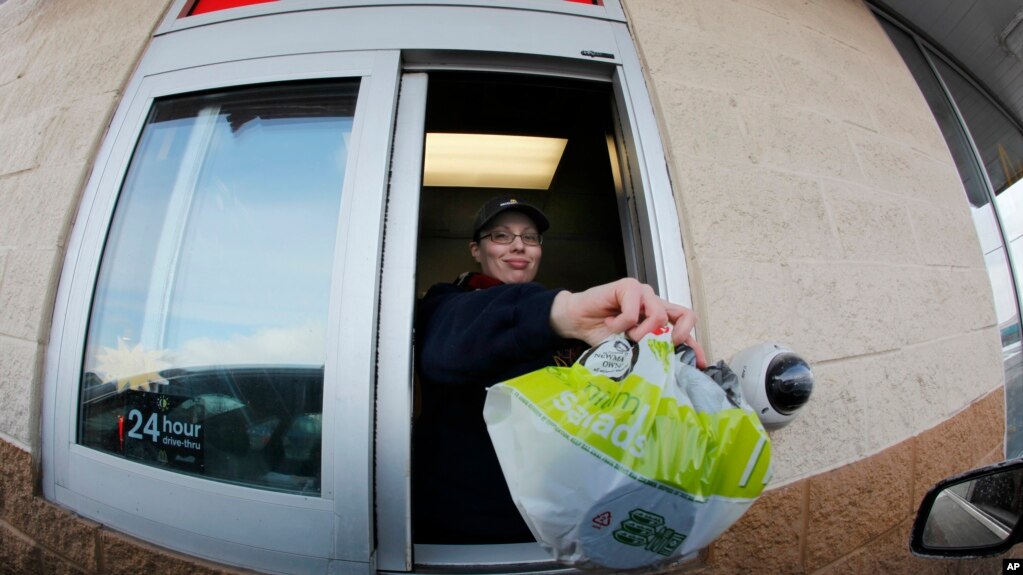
[43,3,693,574]
[42,49,401,575]
[374,22,692,575]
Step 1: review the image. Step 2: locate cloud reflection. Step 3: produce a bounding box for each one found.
[174,322,326,367]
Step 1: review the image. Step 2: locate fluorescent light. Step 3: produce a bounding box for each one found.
[424,133,567,190]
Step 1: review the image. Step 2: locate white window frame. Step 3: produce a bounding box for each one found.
[42,2,693,574]
[375,26,692,575]
[42,48,401,575]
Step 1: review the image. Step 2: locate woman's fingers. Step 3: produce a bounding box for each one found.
[551,279,705,360]
[665,303,707,368]
[666,302,697,338]
[603,279,642,334]
[625,284,668,342]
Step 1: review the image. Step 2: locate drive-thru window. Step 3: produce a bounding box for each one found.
[79,80,357,495]
[41,1,693,573]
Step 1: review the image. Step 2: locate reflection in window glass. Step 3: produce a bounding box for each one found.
[997,182,1023,450]
[78,81,359,494]
[998,183,1023,315]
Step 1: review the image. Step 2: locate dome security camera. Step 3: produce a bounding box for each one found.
[729,343,813,429]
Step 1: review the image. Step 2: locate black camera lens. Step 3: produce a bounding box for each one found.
[765,353,813,415]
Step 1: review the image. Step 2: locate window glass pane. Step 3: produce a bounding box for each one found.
[998,182,1023,299]
[78,81,358,494]
[975,204,1023,454]
[997,182,1023,454]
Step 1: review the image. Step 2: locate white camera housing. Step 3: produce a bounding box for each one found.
[729,343,813,429]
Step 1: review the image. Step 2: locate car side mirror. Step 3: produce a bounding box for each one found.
[911,458,1023,557]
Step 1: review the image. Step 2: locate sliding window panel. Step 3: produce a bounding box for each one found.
[43,51,401,575]
[375,72,428,573]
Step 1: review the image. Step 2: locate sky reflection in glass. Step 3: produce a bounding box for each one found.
[83,82,358,382]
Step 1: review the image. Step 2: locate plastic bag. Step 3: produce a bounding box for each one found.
[483,327,772,570]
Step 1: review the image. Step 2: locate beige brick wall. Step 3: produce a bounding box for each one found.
[708,389,1008,573]
[0,0,172,449]
[622,0,1006,484]
[0,438,249,574]
[0,0,1013,572]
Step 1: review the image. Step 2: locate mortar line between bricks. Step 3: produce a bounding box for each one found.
[800,479,809,571]
[0,166,36,181]
[0,515,35,544]
[910,435,919,519]
[94,527,104,575]
[1,506,98,572]
[811,512,919,574]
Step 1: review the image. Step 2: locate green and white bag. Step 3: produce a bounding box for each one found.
[483,327,772,570]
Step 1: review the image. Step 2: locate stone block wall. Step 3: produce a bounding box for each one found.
[0,0,1013,572]
[0,0,172,563]
[704,389,1006,574]
[0,0,173,448]
[621,0,1005,484]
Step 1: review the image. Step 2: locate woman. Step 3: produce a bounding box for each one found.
[413,197,705,544]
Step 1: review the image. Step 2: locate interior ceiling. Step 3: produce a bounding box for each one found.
[877,0,1023,127]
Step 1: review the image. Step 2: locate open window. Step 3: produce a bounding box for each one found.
[414,70,631,551]
[415,72,631,295]
[376,59,690,571]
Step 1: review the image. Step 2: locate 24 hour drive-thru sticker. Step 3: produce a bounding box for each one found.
[120,390,204,473]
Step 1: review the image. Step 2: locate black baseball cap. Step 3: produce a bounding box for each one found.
[472,197,550,240]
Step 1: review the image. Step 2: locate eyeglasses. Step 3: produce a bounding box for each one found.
[479,231,543,246]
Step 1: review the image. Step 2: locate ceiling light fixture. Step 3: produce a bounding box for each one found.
[424,133,568,190]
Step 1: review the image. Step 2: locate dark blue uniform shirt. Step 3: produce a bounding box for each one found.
[412,275,578,544]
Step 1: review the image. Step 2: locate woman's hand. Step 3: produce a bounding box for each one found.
[550,278,707,368]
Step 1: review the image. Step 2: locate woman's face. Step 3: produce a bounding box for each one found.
[470,211,542,284]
